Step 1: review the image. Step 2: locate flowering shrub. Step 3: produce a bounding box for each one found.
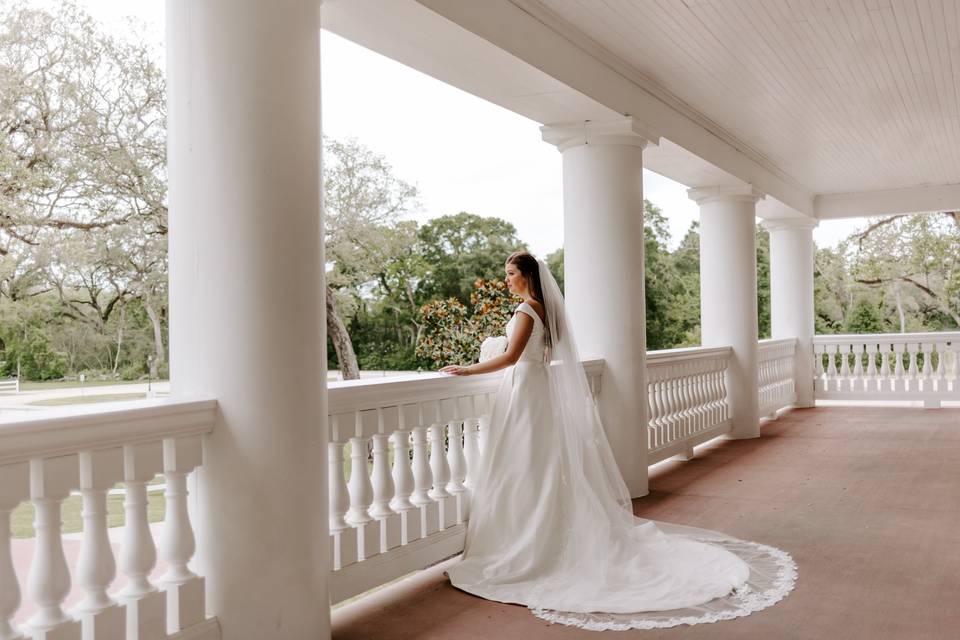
[416,278,518,367]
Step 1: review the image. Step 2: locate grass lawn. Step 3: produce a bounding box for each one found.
[19,380,162,391]
[11,490,166,539]
[29,393,148,406]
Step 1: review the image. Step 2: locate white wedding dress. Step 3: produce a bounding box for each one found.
[447,297,797,631]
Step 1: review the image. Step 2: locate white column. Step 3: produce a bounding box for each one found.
[689,186,763,439]
[541,118,656,498]
[763,218,818,408]
[166,1,328,638]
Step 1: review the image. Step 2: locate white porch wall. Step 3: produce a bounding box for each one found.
[542,118,654,498]
[764,219,818,408]
[166,0,330,638]
[690,186,763,439]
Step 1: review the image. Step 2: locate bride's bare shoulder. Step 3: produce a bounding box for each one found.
[523,300,546,323]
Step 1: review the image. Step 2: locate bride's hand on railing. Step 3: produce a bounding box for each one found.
[440,365,472,376]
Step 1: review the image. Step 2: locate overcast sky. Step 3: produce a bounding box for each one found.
[52,0,864,255]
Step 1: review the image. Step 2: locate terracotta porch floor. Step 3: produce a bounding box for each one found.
[332,406,960,640]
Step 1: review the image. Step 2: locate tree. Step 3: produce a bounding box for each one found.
[546,248,564,293]
[416,212,525,304]
[0,1,169,380]
[323,137,419,379]
[851,213,960,328]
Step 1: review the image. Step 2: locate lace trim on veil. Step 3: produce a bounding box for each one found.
[529,536,798,631]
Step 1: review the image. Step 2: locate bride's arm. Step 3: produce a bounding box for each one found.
[440,312,534,376]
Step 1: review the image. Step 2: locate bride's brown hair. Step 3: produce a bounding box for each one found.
[506,251,558,352]
[506,251,545,305]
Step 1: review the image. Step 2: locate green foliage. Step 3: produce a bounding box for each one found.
[844,296,888,334]
[756,228,771,339]
[415,278,517,367]
[546,248,564,293]
[417,213,526,304]
[415,298,474,367]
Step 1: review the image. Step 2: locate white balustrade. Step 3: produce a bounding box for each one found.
[0,398,216,640]
[758,338,798,418]
[814,333,960,406]
[645,347,733,465]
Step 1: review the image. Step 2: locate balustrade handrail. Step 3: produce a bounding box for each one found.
[328,358,604,415]
[759,337,800,349]
[814,331,960,345]
[646,345,732,366]
[0,396,216,467]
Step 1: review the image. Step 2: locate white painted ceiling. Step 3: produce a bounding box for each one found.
[534,0,960,196]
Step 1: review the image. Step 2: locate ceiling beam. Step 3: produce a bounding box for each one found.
[815,183,960,219]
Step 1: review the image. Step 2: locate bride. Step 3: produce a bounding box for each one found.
[439,251,796,631]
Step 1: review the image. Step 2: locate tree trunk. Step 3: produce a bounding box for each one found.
[143,297,165,379]
[894,282,906,333]
[326,284,360,380]
[113,304,126,375]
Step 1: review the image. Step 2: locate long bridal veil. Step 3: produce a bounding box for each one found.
[464,258,797,630]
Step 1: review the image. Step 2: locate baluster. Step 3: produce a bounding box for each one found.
[328,423,350,532]
[390,407,419,545]
[346,409,374,526]
[719,362,731,422]
[346,414,378,561]
[907,343,920,391]
[652,376,666,449]
[945,343,958,390]
[328,415,354,570]
[444,398,469,526]
[878,343,891,392]
[665,373,679,445]
[0,463,28,640]
[825,344,838,392]
[410,417,432,509]
[864,344,878,392]
[646,376,658,450]
[408,404,435,537]
[837,344,850,392]
[369,432,395,520]
[74,449,124,637]
[692,365,706,432]
[935,343,948,391]
[709,363,723,427]
[160,437,204,633]
[921,343,934,392]
[446,421,467,499]
[427,423,451,502]
[25,456,81,640]
[851,344,864,391]
[118,442,165,640]
[389,412,413,513]
[813,344,825,388]
[893,343,906,391]
[677,366,691,441]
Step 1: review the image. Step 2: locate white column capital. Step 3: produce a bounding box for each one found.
[687,184,765,206]
[540,117,659,152]
[760,217,819,233]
